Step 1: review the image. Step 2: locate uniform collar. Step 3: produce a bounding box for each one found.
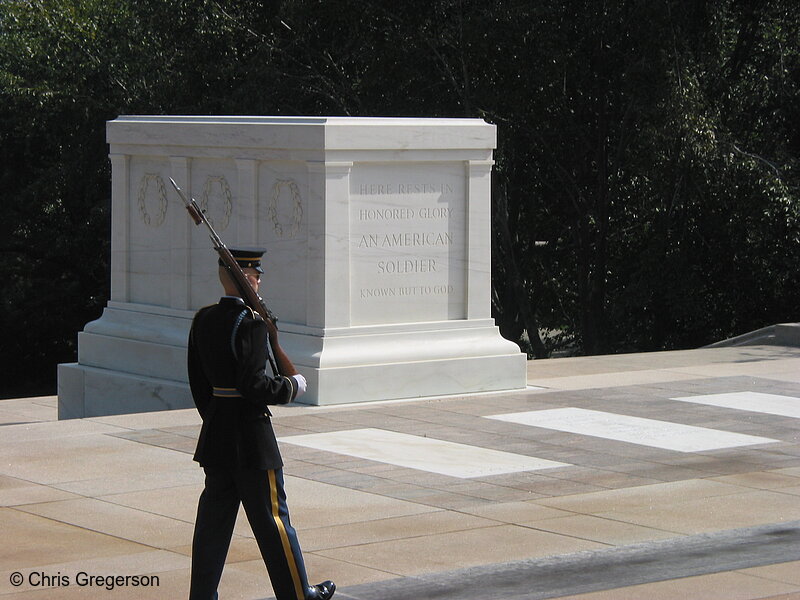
[219,296,246,305]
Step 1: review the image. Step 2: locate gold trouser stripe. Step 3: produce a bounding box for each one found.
[269,469,304,600]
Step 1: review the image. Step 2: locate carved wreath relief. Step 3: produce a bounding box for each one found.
[135,172,302,237]
[268,179,303,238]
[200,176,233,231]
[137,174,168,227]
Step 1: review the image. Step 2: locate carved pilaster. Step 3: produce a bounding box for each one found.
[466,159,494,319]
[305,161,353,328]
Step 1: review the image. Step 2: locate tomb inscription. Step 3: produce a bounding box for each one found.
[350,163,465,325]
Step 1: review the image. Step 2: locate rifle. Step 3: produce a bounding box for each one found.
[169,177,283,376]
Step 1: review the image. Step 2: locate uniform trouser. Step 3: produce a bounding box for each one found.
[189,466,310,600]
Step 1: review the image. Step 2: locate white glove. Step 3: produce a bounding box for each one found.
[292,373,307,398]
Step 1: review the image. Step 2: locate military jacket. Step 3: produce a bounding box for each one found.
[187,297,298,469]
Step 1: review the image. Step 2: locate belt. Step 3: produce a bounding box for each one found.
[212,387,242,398]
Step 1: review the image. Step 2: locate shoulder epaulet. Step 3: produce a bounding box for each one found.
[193,303,216,317]
[191,303,215,324]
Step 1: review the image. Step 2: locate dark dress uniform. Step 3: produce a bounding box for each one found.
[187,295,311,600]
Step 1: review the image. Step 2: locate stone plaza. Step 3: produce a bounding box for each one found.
[3,343,800,599]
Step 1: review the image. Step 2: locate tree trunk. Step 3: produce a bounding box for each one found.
[493,179,548,358]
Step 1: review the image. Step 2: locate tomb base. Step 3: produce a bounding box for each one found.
[285,319,527,405]
[57,303,525,417]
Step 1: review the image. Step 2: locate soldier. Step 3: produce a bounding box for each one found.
[187,248,335,600]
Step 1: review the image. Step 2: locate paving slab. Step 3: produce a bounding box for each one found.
[0,509,152,572]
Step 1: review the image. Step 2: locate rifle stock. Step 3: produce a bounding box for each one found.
[169,177,282,375]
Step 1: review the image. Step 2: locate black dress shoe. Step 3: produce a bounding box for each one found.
[306,580,335,600]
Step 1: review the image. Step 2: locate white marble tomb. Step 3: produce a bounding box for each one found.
[57,116,527,418]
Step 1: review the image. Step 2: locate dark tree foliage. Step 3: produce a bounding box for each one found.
[1,0,798,396]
